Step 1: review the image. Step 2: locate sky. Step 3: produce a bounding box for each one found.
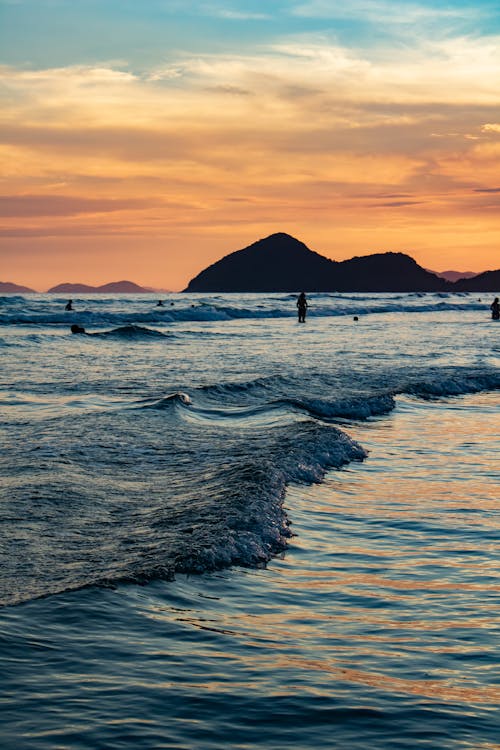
[1,0,500,290]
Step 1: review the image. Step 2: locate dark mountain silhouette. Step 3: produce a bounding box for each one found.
[185,233,335,292]
[0,281,36,293]
[184,233,447,292]
[47,280,150,293]
[332,252,446,292]
[452,269,500,292]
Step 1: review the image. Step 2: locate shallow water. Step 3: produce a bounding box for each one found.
[0,292,499,748]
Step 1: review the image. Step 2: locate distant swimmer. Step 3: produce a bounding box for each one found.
[297,292,308,323]
[65,300,73,311]
[156,300,164,307]
[491,297,500,320]
[353,316,359,321]
[70,324,86,334]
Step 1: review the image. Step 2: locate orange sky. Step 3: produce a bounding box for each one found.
[2,8,500,290]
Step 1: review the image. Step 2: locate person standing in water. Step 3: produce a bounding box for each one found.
[297,292,308,323]
[491,297,500,320]
[65,299,73,311]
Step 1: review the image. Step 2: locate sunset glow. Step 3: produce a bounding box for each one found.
[1,1,500,289]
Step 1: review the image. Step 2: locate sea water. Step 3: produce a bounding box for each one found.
[0,292,498,749]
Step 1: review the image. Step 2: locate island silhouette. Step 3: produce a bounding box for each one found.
[184,233,499,292]
[0,281,37,293]
[47,280,151,294]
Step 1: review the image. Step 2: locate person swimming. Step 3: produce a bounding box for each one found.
[491,297,500,320]
[65,300,73,311]
[156,300,164,307]
[297,292,308,323]
[70,324,86,334]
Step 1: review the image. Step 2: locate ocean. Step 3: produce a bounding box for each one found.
[0,291,499,749]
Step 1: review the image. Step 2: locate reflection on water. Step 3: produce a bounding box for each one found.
[1,392,499,749]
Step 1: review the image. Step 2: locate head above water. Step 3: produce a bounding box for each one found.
[70,324,86,334]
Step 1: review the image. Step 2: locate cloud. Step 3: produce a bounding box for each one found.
[291,0,480,26]
[481,123,500,133]
[0,194,156,217]
[203,7,271,20]
[375,200,425,207]
[1,30,500,278]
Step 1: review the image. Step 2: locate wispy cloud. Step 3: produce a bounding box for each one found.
[291,0,482,25]
[0,194,159,217]
[202,6,272,20]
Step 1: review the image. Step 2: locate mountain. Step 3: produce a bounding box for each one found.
[453,270,500,292]
[95,281,150,293]
[430,270,478,282]
[0,281,36,293]
[47,283,98,293]
[47,280,150,293]
[331,251,445,292]
[184,233,337,292]
[183,233,447,292]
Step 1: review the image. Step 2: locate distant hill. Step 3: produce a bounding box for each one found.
[452,270,500,292]
[429,270,478,282]
[47,280,150,293]
[0,281,36,293]
[184,233,447,292]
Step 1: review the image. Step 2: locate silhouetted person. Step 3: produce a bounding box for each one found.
[70,324,86,334]
[297,292,308,323]
[353,316,359,321]
[491,297,500,320]
[156,300,164,307]
[65,299,73,311]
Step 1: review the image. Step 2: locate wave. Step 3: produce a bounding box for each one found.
[0,295,28,305]
[284,393,396,420]
[1,410,365,606]
[141,392,192,408]
[403,370,500,399]
[2,361,499,607]
[89,324,174,340]
[198,366,500,421]
[0,299,491,327]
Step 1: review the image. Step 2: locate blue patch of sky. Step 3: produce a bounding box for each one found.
[0,0,498,69]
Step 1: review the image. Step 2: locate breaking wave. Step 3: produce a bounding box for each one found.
[0,293,493,328]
